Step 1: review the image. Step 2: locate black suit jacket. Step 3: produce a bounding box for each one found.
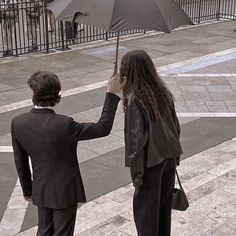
[124,94,183,187]
[11,93,120,209]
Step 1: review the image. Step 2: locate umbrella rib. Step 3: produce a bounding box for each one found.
[108,0,117,31]
[61,0,76,20]
[152,0,171,33]
[135,0,142,30]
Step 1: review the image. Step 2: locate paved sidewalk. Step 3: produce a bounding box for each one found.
[15,138,236,236]
[0,20,235,113]
[76,138,236,236]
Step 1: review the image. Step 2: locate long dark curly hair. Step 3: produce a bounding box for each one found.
[120,50,174,120]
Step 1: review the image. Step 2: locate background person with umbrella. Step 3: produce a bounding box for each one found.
[65,12,84,45]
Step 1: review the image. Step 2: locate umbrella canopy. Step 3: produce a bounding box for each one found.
[48,0,193,32]
[79,0,193,33]
[47,0,96,22]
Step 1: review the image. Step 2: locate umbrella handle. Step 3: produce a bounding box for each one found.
[114,63,118,75]
[113,30,120,75]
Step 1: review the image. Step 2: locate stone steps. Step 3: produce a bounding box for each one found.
[71,138,236,236]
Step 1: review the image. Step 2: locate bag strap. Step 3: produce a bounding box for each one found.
[175,169,183,189]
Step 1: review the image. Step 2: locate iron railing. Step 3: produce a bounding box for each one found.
[0,0,235,58]
[176,0,236,22]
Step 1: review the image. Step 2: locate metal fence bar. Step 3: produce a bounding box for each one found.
[0,0,235,58]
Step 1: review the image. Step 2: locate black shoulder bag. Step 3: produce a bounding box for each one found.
[172,169,189,211]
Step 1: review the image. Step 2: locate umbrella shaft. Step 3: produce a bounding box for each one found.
[114,31,120,75]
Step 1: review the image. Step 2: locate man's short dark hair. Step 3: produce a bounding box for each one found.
[28,71,61,107]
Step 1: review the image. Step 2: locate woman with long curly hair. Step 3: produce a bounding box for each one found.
[120,50,183,236]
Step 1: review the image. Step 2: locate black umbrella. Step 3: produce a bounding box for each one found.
[47,0,95,21]
[48,0,193,73]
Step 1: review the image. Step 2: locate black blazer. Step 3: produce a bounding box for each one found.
[124,94,183,187]
[11,93,120,209]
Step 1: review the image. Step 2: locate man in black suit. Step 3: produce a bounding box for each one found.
[11,71,123,236]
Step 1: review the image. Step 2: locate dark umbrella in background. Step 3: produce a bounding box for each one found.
[48,0,194,73]
[46,0,96,21]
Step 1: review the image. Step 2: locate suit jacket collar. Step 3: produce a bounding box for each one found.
[31,108,55,114]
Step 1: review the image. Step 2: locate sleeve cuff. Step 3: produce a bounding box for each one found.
[132,175,143,188]
[106,92,121,100]
[103,92,121,111]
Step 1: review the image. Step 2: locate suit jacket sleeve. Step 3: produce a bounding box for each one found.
[11,120,32,197]
[125,97,148,188]
[69,92,120,141]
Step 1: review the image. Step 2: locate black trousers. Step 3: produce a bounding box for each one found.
[37,204,77,236]
[133,158,176,236]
